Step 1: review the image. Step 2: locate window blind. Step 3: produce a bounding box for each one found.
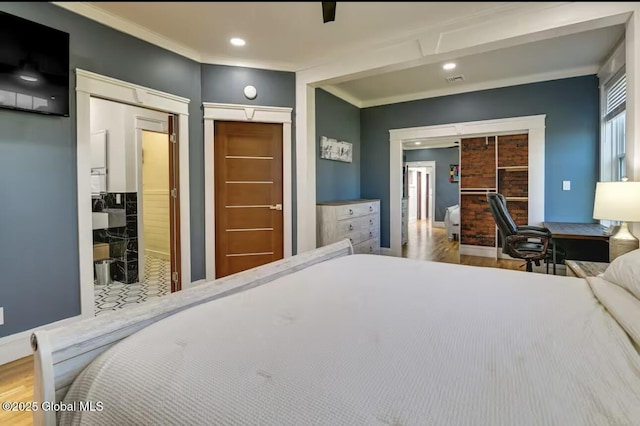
[605,72,626,120]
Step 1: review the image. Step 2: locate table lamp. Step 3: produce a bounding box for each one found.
[593,180,640,261]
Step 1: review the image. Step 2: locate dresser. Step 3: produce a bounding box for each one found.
[317,199,380,254]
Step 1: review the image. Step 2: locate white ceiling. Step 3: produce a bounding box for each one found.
[55,2,625,110]
[331,24,625,107]
[65,2,515,70]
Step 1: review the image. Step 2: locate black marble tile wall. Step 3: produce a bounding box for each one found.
[93,191,139,284]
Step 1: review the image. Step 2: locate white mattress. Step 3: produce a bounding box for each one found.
[61,255,640,425]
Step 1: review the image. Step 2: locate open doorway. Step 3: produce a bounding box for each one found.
[90,97,181,315]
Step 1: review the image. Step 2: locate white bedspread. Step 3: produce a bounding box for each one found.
[61,255,640,425]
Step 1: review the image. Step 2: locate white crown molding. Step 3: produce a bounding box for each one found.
[199,55,298,72]
[53,2,203,63]
[360,65,600,108]
[319,86,364,108]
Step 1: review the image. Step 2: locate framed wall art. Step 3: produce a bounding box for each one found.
[320,136,352,163]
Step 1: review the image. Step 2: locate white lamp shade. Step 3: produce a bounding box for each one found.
[593,181,640,222]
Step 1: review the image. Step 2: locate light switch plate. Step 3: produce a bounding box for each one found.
[0,307,4,326]
[562,180,571,191]
[116,193,121,204]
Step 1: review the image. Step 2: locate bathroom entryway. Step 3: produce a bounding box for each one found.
[89,96,182,315]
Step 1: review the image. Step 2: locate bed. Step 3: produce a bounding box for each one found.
[31,240,640,425]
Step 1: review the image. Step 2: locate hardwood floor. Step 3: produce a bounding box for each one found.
[0,356,34,426]
[402,219,530,272]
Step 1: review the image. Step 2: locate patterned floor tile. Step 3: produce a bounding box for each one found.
[94,256,171,315]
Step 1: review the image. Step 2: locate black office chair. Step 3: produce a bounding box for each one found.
[487,193,553,272]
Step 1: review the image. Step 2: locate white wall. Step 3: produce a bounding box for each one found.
[90,98,127,192]
[142,131,170,259]
[89,98,168,193]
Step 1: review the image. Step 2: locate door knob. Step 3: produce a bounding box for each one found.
[269,204,283,210]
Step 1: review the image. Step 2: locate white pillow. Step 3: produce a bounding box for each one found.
[603,248,640,301]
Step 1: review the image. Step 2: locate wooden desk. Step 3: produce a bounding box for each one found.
[542,222,609,241]
[542,222,610,274]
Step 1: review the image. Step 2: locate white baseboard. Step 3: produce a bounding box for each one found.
[459,244,497,258]
[433,221,445,228]
[0,314,84,366]
[380,247,394,256]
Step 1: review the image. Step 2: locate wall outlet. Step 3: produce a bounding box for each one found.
[562,180,571,191]
[0,307,4,326]
[116,193,121,204]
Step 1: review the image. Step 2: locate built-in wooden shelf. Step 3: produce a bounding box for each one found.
[497,166,528,171]
[505,196,528,201]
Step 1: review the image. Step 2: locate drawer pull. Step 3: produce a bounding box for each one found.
[349,209,354,215]
[349,224,353,230]
[369,246,373,252]
[369,219,373,224]
[369,206,373,212]
[369,231,373,237]
[349,238,353,243]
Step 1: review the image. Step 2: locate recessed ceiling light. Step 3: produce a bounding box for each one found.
[19,75,38,82]
[414,141,421,145]
[443,62,456,71]
[230,38,246,47]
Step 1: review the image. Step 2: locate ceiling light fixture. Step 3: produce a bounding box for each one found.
[19,75,38,82]
[415,141,421,145]
[443,62,456,71]
[230,38,246,47]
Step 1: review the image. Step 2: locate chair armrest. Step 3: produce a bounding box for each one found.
[505,233,551,260]
[517,225,551,235]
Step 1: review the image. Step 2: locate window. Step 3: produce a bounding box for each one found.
[601,70,626,183]
[600,70,626,228]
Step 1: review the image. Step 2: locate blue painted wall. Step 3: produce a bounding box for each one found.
[201,64,297,253]
[361,76,600,248]
[0,2,203,338]
[404,147,460,221]
[315,89,361,202]
[0,3,300,339]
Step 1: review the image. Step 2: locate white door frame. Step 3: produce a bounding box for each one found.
[203,102,293,281]
[406,161,435,225]
[135,116,169,282]
[389,115,546,257]
[77,69,192,320]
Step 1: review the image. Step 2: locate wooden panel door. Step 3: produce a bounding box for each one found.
[214,121,283,278]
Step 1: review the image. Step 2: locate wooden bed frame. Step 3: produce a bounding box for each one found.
[31,239,353,426]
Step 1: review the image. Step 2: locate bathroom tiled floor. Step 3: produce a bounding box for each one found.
[94,256,171,315]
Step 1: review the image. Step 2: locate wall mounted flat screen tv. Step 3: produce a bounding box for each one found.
[0,11,70,117]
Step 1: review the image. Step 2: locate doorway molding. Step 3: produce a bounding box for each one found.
[405,161,436,226]
[203,102,293,281]
[389,115,546,257]
[76,69,192,320]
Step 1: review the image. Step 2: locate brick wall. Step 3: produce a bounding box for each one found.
[497,134,528,167]
[498,170,528,197]
[460,136,496,188]
[461,194,496,247]
[507,200,528,226]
